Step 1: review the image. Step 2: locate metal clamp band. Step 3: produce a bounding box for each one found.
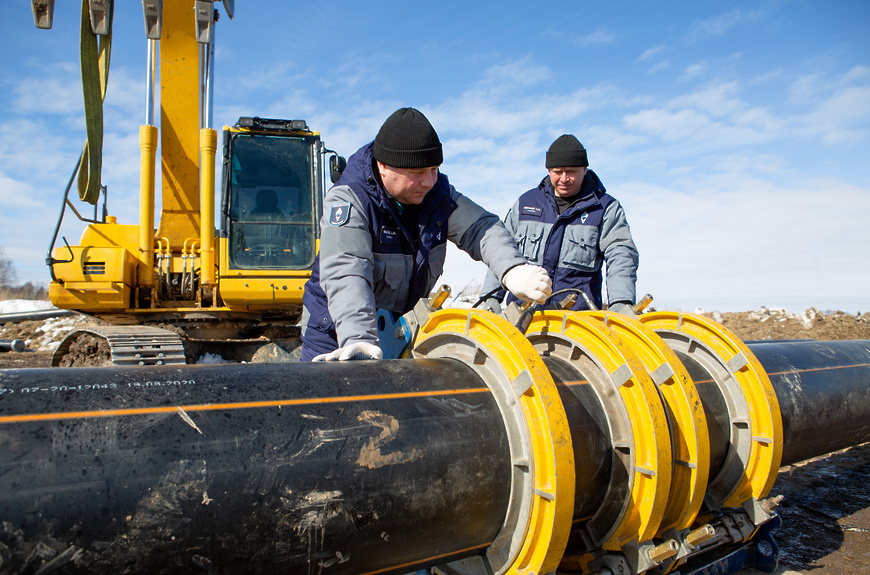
[413,309,574,575]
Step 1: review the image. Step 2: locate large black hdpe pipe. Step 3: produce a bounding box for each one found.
[1,339,869,574]
[747,340,870,466]
[0,360,512,575]
[670,340,870,489]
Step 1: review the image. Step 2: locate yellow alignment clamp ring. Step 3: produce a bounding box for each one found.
[639,312,783,508]
[587,311,710,535]
[525,311,671,553]
[413,308,575,575]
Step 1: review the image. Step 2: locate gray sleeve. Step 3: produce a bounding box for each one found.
[447,189,527,282]
[479,201,521,298]
[600,200,639,304]
[318,186,380,348]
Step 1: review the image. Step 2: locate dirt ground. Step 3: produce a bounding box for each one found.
[1,307,869,574]
[2,306,869,370]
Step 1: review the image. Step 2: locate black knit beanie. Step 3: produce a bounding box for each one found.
[373,107,443,168]
[546,134,588,168]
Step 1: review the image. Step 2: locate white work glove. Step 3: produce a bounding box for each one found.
[502,264,552,305]
[313,341,383,362]
[609,302,638,318]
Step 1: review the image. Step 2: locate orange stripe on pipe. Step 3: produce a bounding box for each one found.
[0,387,490,425]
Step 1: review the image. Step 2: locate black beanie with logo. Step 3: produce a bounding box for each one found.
[546,134,589,168]
[373,108,443,169]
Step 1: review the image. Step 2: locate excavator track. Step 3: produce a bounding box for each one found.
[51,325,186,367]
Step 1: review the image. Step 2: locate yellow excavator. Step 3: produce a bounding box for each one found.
[35,1,345,365]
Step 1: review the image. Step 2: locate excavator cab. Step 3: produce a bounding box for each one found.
[223,119,318,270]
[216,117,338,315]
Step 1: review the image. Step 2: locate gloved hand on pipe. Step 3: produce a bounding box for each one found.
[608,301,638,318]
[503,264,552,305]
[313,341,383,362]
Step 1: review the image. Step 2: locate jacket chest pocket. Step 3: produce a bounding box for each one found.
[515,221,544,262]
[373,255,409,311]
[560,224,600,271]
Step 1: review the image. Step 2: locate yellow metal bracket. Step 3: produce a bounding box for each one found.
[588,311,710,535]
[524,311,671,558]
[414,308,574,575]
[639,312,783,509]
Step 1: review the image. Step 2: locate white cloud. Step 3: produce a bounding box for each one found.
[622,175,870,312]
[441,136,496,157]
[785,68,870,146]
[638,45,666,62]
[0,173,40,208]
[647,61,671,75]
[788,73,826,103]
[842,65,870,85]
[578,29,617,46]
[809,86,870,145]
[682,63,709,79]
[10,62,81,115]
[748,70,783,86]
[686,8,765,43]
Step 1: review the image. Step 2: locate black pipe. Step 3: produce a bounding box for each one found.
[2,340,870,574]
[747,340,870,466]
[672,350,732,481]
[0,359,512,575]
[668,341,870,497]
[544,357,613,521]
[0,308,74,325]
[0,339,25,352]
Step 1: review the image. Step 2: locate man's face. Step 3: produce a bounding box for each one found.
[548,167,586,197]
[377,162,440,205]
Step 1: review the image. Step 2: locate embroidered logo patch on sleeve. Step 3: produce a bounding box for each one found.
[329,202,351,226]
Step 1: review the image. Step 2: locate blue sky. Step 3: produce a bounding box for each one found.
[1,1,868,313]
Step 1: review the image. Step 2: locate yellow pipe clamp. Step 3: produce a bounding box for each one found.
[524,311,672,573]
[638,312,783,511]
[414,309,575,575]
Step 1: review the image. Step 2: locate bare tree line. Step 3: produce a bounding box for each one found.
[0,247,48,301]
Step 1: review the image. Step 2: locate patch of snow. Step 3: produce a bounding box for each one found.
[445,293,478,309]
[30,315,93,351]
[0,299,58,314]
[800,307,819,329]
[196,353,232,364]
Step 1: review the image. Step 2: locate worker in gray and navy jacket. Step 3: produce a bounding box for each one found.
[481,134,639,315]
[300,108,552,361]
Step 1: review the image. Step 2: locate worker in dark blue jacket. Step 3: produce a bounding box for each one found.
[301,108,552,361]
[481,134,639,314]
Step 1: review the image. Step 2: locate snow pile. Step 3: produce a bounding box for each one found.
[692,305,825,329]
[745,306,822,329]
[0,299,58,314]
[196,353,234,364]
[799,308,819,329]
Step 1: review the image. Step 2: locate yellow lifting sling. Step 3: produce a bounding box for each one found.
[77,0,113,205]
